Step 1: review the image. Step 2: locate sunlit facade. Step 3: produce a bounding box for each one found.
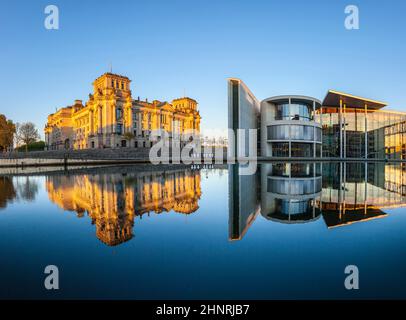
[45,73,200,150]
[228,79,406,159]
[45,167,201,246]
[319,90,406,159]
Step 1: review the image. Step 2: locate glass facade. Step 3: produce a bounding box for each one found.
[267,178,321,196]
[274,101,313,121]
[291,143,313,157]
[271,142,290,157]
[267,124,321,141]
[264,96,322,158]
[320,108,406,159]
[270,163,321,177]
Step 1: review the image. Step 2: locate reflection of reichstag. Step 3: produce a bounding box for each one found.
[229,162,406,240]
[46,167,201,246]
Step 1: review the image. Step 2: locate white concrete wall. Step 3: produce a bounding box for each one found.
[260,101,275,157]
[227,79,260,158]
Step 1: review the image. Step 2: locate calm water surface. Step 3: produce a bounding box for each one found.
[1,163,406,299]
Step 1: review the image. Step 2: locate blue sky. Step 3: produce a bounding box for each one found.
[0,0,405,138]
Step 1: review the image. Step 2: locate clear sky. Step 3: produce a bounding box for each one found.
[1,0,405,139]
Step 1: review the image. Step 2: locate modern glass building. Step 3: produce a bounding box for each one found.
[228,79,406,159]
[320,90,406,159]
[260,95,322,157]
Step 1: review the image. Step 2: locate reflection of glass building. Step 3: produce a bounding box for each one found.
[46,167,201,246]
[321,162,406,228]
[260,163,322,223]
[229,162,406,240]
[228,79,406,159]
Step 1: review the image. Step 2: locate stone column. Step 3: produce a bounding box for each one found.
[111,104,116,147]
[98,107,102,134]
[128,106,133,133]
[89,110,94,135]
[112,104,116,134]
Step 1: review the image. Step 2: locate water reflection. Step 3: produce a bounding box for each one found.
[230,162,406,240]
[261,163,322,223]
[0,176,39,209]
[2,162,406,246]
[15,176,39,202]
[45,167,201,246]
[0,177,16,209]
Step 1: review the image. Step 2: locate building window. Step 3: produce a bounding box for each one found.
[267,125,289,140]
[116,124,123,134]
[275,103,290,120]
[267,125,320,142]
[290,102,312,121]
[272,142,289,157]
[116,108,123,120]
[291,143,314,157]
[290,125,314,141]
[274,102,313,121]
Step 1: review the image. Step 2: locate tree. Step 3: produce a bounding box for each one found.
[123,132,135,143]
[15,176,39,202]
[16,122,40,152]
[0,114,16,152]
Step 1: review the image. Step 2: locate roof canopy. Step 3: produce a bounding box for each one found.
[322,90,387,110]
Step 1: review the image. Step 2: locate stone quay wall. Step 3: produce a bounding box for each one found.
[0,147,227,167]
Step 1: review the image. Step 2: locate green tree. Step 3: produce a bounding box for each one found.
[0,114,16,152]
[123,132,135,144]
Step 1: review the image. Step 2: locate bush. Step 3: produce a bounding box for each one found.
[16,141,46,152]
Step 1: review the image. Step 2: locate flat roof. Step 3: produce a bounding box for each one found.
[227,78,260,107]
[322,90,387,110]
[262,95,322,107]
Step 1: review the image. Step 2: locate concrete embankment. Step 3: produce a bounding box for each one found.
[0,147,228,168]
